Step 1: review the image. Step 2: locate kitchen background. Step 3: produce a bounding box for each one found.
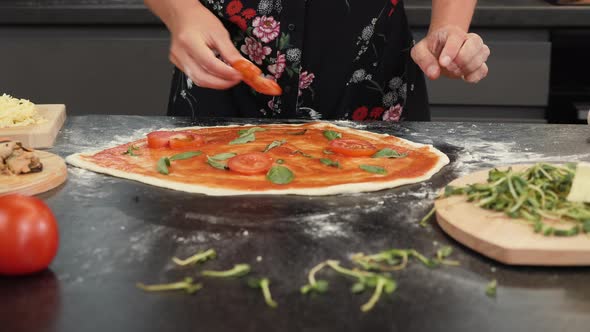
[0,0,588,123]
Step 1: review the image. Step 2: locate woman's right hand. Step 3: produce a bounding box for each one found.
[166,3,243,89]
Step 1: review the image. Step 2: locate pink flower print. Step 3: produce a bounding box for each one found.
[240,37,272,65]
[252,16,280,43]
[383,104,403,122]
[267,52,286,79]
[298,71,315,95]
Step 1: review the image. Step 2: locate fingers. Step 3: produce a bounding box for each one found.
[185,37,242,81]
[454,33,485,69]
[170,50,240,90]
[411,41,441,80]
[461,44,490,75]
[439,33,467,68]
[463,62,489,83]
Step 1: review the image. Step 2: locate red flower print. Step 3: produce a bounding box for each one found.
[229,15,248,31]
[389,0,399,16]
[241,8,257,20]
[240,37,272,64]
[298,71,315,96]
[226,0,243,16]
[369,107,384,119]
[252,16,281,43]
[383,104,403,122]
[352,106,369,121]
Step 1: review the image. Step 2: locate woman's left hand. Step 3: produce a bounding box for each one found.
[411,25,490,83]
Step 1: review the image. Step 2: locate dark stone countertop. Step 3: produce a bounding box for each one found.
[0,0,590,27]
[1,116,589,332]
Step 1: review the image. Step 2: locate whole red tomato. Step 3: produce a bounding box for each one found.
[0,194,59,275]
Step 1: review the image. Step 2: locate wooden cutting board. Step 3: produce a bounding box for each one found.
[0,104,66,149]
[0,151,67,196]
[435,165,590,266]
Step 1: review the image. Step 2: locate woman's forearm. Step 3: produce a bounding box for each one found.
[144,0,204,31]
[429,0,477,32]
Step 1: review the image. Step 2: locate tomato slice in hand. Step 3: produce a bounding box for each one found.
[0,194,59,276]
[232,59,282,96]
[169,133,205,150]
[227,152,274,175]
[329,139,377,157]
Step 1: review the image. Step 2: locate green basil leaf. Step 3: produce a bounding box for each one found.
[263,140,286,153]
[276,159,285,164]
[359,164,387,175]
[319,158,340,168]
[436,246,453,259]
[372,148,407,159]
[351,282,365,293]
[157,157,170,175]
[229,133,255,145]
[323,149,334,155]
[169,151,202,161]
[323,130,342,141]
[123,145,140,156]
[288,129,307,136]
[237,127,266,136]
[266,165,295,184]
[294,150,314,158]
[210,152,237,161]
[207,156,228,170]
[583,220,590,234]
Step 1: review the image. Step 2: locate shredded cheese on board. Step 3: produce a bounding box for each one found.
[0,94,46,128]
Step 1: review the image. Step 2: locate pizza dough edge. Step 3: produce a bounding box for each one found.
[65,122,450,196]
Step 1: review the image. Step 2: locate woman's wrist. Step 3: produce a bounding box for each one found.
[429,0,476,33]
[145,0,205,33]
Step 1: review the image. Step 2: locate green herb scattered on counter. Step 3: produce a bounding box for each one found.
[263,140,286,153]
[359,165,387,175]
[248,277,278,308]
[137,277,202,294]
[301,260,396,312]
[323,130,342,141]
[266,165,295,184]
[123,145,140,156]
[372,148,407,159]
[419,207,436,227]
[157,151,202,175]
[319,158,341,168]
[435,246,460,266]
[172,248,216,266]
[444,163,590,236]
[288,129,307,135]
[485,279,497,297]
[202,264,251,278]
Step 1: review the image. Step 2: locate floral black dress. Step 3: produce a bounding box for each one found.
[167,0,430,122]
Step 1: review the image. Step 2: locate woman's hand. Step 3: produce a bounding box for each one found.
[411,25,490,83]
[165,3,244,89]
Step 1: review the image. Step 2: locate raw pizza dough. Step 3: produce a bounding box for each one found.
[66,122,449,196]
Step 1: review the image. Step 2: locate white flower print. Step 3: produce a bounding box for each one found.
[186,77,193,89]
[399,83,407,100]
[350,69,367,83]
[240,37,272,64]
[286,48,302,62]
[361,25,374,41]
[388,77,403,90]
[257,0,273,15]
[382,91,398,108]
[298,107,322,120]
[275,0,283,13]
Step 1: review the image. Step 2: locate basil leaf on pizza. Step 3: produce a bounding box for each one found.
[157,157,171,175]
[238,127,266,136]
[323,130,342,141]
[210,153,237,161]
[266,166,295,184]
[263,140,286,153]
[169,151,202,161]
[207,156,229,170]
[123,145,140,156]
[359,165,387,175]
[319,158,340,168]
[372,148,407,159]
[229,133,256,145]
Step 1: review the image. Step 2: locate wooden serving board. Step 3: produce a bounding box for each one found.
[0,151,67,196]
[435,165,590,266]
[0,104,66,149]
